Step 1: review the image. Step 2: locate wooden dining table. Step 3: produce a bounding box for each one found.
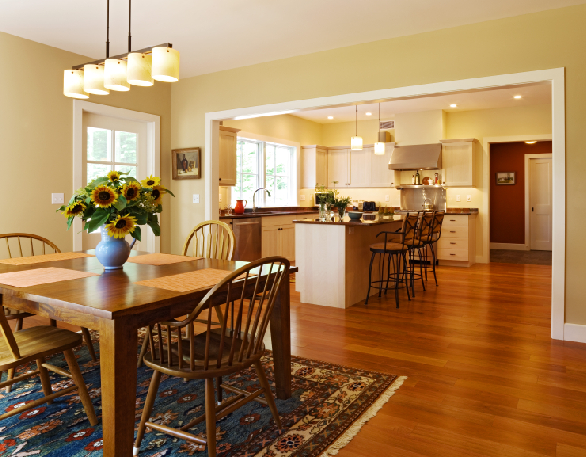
[0,251,295,456]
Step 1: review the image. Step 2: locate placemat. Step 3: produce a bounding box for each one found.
[0,252,94,266]
[135,268,245,293]
[126,253,204,266]
[0,267,99,288]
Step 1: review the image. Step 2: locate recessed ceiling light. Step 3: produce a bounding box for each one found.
[365,112,372,116]
[450,104,457,108]
[525,141,537,144]
[327,116,334,120]
[514,95,522,99]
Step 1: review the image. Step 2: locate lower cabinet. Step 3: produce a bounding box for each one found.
[261,214,315,261]
[437,215,476,267]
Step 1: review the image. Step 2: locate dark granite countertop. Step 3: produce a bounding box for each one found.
[220,210,319,220]
[293,215,405,226]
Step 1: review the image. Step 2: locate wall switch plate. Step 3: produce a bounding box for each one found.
[466,195,472,202]
[51,193,64,204]
[385,195,390,201]
[456,195,461,202]
[193,194,200,204]
[300,195,306,201]
[219,194,222,202]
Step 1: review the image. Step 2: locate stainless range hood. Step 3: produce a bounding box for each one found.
[388,143,442,170]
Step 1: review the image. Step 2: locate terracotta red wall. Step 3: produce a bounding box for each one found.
[490,141,552,245]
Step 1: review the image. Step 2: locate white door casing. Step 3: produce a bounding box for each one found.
[528,157,553,251]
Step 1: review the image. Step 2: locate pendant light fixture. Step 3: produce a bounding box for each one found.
[63,0,179,98]
[374,103,385,155]
[351,106,363,151]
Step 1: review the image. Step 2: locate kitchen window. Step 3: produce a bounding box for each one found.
[232,137,297,207]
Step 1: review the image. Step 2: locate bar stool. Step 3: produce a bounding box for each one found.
[427,211,445,286]
[408,211,435,295]
[365,214,418,308]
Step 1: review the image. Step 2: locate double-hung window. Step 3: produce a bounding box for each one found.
[86,128,138,184]
[232,137,296,207]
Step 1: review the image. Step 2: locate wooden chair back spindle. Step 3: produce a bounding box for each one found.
[0,234,60,259]
[182,221,236,260]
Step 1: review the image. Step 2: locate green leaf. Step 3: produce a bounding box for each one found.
[67,217,74,230]
[85,197,92,204]
[165,189,175,197]
[57,205,66,212]
[93,177,109,186]
[132,225,142,242]
[147,220,160,236]
[135,213,148,225]
[86,208,110,233]
[114,195,127,211]
[122,176,139,183]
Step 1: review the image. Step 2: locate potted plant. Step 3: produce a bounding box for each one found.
[58,171,174,269]
[315,184,334,221]
[333,195,352,220]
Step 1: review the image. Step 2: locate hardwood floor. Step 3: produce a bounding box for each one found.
[16,261,586,456]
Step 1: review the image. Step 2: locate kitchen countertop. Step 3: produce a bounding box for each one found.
[293,215,405,226]
[220,210,318,220]
[395,208,479,215]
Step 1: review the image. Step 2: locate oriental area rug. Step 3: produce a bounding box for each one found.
[0,331,405,456]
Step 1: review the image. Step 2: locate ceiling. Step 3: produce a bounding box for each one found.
[1,1,585,78]
[291,83,552,123]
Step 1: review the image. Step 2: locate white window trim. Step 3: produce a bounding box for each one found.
[72,100,161,253]
[235,131,300,206]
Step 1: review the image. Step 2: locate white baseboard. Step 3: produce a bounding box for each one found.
[490,243,529,251]
[564,323,586,344]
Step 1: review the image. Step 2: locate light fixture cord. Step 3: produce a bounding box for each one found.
[378,103,381,137]
[106,0,110,58]
[128,0,132,52]
[355,106,358,136]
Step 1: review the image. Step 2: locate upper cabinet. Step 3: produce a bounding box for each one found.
[301,145,329,188]
[348,146,371,188]
[441,139,478,187]
[218,126,240,186]
[327,147,350,187]
[370,145,396,188]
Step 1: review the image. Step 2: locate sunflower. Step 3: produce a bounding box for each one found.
[106,215,137,239]
[150,185,166,205]
[141,175,160,188]
[107,170,121,182]
[90,186,118,208]
[121,182,141,201]
[62,201,86,218]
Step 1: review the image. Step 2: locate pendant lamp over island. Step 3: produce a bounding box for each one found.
[63,0,179,99]
[374,103,385,155]
[351,106,363,151]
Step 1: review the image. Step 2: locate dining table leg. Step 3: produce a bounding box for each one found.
[270,271,292,400]
[99,317,138,457]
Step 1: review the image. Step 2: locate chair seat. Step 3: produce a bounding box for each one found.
[0,326,82,369]
[369,242,409,252]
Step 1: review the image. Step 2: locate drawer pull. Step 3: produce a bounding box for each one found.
[450,242,456,245]
[450,253,456,256]
[450,230,456,233]
[450,219,456,221]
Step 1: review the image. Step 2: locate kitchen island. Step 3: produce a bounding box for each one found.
[294,216,404,308]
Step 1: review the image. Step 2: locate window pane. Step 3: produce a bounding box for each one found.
[115,131,137,163]
[275,176,289,206]
[242,141,258,174]
[266,144,275,175]
[276,146,290,175]
[87,163,111,184]
[87,128,111,161]
[115,164,137,179]
[265,176,275,206]
[241,174,257,203]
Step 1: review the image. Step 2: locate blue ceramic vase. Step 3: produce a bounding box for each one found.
[95,226,134,270]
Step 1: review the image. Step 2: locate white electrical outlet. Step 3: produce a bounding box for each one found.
[385,195,390,202]
[300,195,306,201]
[466,195,472,202]
[51,193,64,204]
[456,195,461,202]
[193,194,200,204]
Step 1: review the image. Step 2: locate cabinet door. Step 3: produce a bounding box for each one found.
[315,148,328,187]
[262,226,279,257]
[371,145,395,187]
[327,149,349,187]
[442,142,474,187]
[219,130,237,186]
[279,225,296,261]
[348,147,371,188]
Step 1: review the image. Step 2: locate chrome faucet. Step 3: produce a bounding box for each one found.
[253,187,271,212]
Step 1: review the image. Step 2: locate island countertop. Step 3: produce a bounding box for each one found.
[293,215,405,226]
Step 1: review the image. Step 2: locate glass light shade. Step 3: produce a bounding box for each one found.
[63,70,89,99]
[127,53,153,86]
[104,59,130,91]
[83,64,109,95]
[351,136,363,150]
[152,47,180,82]
[374,142,385,155]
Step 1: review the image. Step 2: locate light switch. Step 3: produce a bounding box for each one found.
[456,195,461,202]
[466,195,472,202]
[385,195,390,202]
[51,193,64,204]
[193,194,200,204]
[300,195,306,201]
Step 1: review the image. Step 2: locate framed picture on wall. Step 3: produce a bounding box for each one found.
[495,172,516,185]
[172,147,201,180]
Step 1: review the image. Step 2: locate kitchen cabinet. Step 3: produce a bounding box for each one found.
[301,145,328,188]
[261,215,305,261]
[218,126,240,186]
[327,147,349,187]
[370,145,395,187]
[437,214,476,267]
[441,139,477,187]
[348,146,371,188]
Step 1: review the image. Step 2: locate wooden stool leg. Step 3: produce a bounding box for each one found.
[15,318,23,332]
[37,358,53,404]
[81,328,97,361]
[63,349,98,426]
[365,252,376,305]
[134,370,161,455]
[5,369,14,393]
[205,378,217,457]
[254,361,281,429]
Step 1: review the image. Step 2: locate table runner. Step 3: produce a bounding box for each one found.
[0,252,94,265]
[0,267,99,288]
[126,253,203,266]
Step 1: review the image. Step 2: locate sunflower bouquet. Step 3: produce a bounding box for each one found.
[58,171,174,241]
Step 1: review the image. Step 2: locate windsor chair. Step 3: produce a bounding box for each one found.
[134,256,289,457]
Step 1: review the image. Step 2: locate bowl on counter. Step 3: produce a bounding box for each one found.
[348,211,363,221]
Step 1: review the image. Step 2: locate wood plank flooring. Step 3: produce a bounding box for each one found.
[16,261,586,456]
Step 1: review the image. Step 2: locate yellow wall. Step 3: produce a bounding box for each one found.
[171,4,584,322]
[321,119,383,146]
[224,114,322,146]
[0,32,172,257]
